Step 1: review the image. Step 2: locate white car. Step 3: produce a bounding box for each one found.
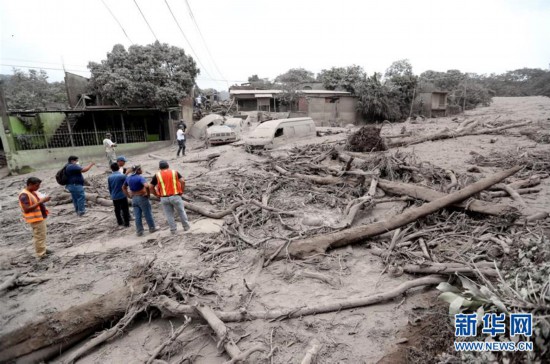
[206,125,237,146]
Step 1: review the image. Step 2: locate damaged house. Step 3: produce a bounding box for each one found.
[0,72,180,173]
[229,88,359,126]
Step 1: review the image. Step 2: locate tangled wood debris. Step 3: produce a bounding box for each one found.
[2,99,550,362]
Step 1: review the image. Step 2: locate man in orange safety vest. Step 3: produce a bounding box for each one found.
[18,177,52,259]
[150,160,191,234]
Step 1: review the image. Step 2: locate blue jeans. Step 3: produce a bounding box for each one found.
[66,184,86,215]
[132,196,156,234]
[160,195,189,232]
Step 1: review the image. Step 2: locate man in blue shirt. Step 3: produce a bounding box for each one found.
[122,165,158,236]
[65,155,95,216]
[108,162,130,227]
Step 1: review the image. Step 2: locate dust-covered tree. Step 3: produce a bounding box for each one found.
[419,69,492,110]
[318,65,366,94]
[247,74,273,89]
[88,42,199,109]
[355,73,402,121]
[2,68,67,110]
[274,68,315,85]
[384,59,418,117]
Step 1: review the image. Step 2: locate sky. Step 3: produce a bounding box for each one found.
[1,0,549,90]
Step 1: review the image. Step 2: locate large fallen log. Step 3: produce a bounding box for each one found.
[276,166,521,259]
[377,179,519,217]
[0,279,144,363]
[153,275,446,322]
[195,305,246,361]
[389,121,532,148]
[185,201,244,219]
[183,152,221,163]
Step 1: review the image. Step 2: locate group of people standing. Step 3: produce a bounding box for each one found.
[115,160,190,237]
[19,125,191,259]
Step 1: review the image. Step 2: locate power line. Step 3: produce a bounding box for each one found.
[183,0,228,86]
[1,57,88,68]
[0,63,88,73]
[132,0,159,42]
[163,0,214,80]
[100,0,133,44]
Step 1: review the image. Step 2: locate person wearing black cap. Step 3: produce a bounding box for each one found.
[65,155,95,216]
[108,162,130,227]
[122,165,158,236]
[150,160,190,234]
[116,155,128,174]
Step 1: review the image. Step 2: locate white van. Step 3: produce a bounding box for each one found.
[244,117,316,149]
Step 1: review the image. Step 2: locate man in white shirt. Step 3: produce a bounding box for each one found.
[103,133,117,165]
[176,122,187,157]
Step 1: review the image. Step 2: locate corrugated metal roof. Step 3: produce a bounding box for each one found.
[230,89,282,95]
[300,90,350,95]
[230,89,351,96]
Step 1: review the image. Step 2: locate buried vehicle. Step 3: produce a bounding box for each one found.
[206,125,237,146]
[244,117,316,150]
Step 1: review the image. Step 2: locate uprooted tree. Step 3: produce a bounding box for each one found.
[88,42,199,109]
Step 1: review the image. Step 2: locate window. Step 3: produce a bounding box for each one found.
[275,128,284,138]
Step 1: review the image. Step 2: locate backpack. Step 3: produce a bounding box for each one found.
[55,164,69,186]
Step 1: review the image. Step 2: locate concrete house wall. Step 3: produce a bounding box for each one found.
[307,96,357,126]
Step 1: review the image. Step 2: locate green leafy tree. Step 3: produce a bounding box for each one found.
[88,42,199,109]
[3,68,67,110]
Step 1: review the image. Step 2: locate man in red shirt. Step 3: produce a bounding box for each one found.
[19,177,51,259]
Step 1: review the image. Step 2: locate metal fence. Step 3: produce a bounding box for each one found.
[13,130,147,151]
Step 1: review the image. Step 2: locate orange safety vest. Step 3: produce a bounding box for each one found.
[19,189,48,223]
[156,169,184,197]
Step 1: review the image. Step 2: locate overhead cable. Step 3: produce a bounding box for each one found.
[163,0,214,79]
[133,0,159,42]
[183,0,228,86]
[100,0,134,44]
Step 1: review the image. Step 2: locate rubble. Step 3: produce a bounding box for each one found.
[1,97,549,363]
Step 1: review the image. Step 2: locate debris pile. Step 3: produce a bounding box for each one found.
[345,125,388,152]
[1,97,550,363]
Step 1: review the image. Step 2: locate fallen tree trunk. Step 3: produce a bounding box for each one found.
[277,166,521,259]
[487,187,541,198]
[185,201,244,219]
[389,121,532,148]
[183,152,221,163]
[0,279,144,363]
[154,275,446,322]
[377,179,519,217]
[494,184,527,208]
[195,305,244,360]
